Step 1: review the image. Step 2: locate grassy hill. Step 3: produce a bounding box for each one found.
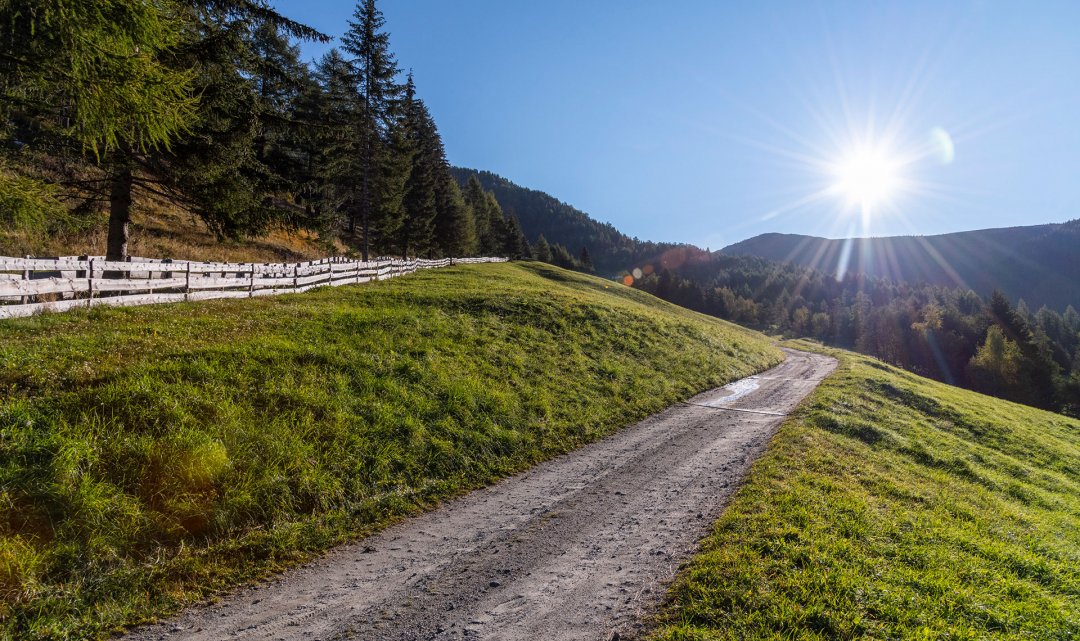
[0,262,780,640]
[651,341,1079,640]
[720,222,1080,311]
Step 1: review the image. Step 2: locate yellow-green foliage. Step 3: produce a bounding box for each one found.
[0,169,66,233]
[5,0,196,155]
[0,262,780,640]
[652,340,1079,641]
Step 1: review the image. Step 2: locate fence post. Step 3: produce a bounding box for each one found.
[20,255,29,305]
[87,258,95,308]
[184,262,191,302]
[249,264,256,297]
[293,263,299,292]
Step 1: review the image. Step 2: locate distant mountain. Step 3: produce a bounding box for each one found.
[451,167,678,275]
[720,221,1080,311]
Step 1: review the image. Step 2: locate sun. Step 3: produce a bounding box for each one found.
[830,146,902,213]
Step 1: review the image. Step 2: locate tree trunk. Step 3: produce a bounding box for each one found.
[362,210,370,262]
[106,152,133,262]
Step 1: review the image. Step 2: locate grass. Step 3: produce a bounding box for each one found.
[650,340,1080,641]
[0,197,339,263]
[0,262,781,640]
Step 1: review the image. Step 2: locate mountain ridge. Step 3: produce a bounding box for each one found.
[720,220,1080,311]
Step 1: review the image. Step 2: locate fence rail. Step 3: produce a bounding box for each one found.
[0,255,506,319]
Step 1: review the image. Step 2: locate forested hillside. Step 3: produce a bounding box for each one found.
[0,0,528,263]
[720,221,1080,311]
[451,167,679,275]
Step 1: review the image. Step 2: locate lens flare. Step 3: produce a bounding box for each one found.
[930,127,955,165]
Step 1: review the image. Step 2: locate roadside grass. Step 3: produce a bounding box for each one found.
[0,262,781,640]
[651,340,1079,641]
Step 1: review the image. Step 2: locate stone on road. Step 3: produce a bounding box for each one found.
[126,348,836,641]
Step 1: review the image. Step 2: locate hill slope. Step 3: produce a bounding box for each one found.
[0,262,780,640]
[451,167,678,275]
[720,221,1080,311]
[652,341,1079,640]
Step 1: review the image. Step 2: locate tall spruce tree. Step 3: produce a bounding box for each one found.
[440,181,478,256]
[149,3,327,245]
[341,0,402,259]
[503,212,530,259]
[462,176,491,251]
[397,74,437,257]
[248,21,311,202]
[534,234,553,263]
[479,192,507,255]
[578,246,594,272]
[396,73,476,258]
[305,49,359,238]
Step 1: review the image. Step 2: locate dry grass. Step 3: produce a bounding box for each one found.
[0,196,342,263]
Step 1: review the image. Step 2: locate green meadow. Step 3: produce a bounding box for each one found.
[652,341,1079,641]
[0,262,780,640]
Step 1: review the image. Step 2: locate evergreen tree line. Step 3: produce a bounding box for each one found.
[631,250,1080,417]
[0,0,526,261]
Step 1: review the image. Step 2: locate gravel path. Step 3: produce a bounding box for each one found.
[126,348,836,641]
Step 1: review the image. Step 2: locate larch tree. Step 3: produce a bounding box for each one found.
[0,0,197,261]
[0,0,328,261]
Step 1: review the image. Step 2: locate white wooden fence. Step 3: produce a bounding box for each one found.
[0,255,507,319]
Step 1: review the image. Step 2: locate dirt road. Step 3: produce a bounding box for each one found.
[127,348,835,641]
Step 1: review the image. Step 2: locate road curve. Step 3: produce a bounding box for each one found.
[127,348,836,641]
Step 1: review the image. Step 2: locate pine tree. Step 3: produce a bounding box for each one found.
[1,0,333,261]
[397,74,439,257]
[248,22,312,198]
[341,0,403,259]
[434,175,477,257]
[305,49,359,238]
[480,192,507,255]
[534,234,553,263]
[579,246,594,273]
[502,212,530,259]
[151,3,326,247]
[462,176,491,251]
[550,243,576,269]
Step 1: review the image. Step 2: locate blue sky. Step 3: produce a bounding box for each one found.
[272,0,1080,248]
